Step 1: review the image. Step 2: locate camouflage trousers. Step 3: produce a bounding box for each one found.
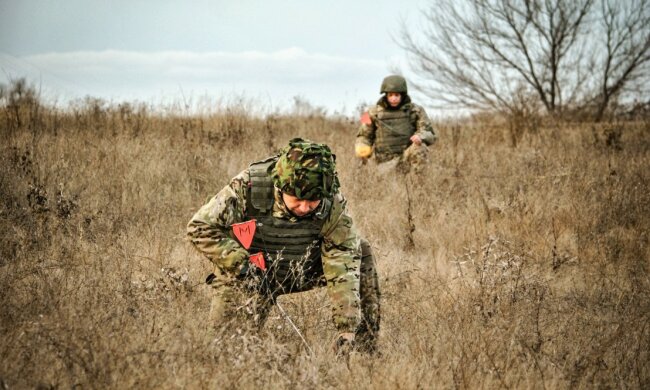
[375,143,429,174]
[207,238,381,353]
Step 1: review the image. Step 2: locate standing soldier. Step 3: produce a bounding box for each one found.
[187,138,380,354]
[355,74,437,172]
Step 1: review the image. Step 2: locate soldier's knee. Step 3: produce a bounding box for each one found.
[360,237,373,259]
[360,238,377,277]
[359,238,381,299]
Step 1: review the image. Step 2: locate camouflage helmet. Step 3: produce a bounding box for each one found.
[271,138,339,200]
[380,74,408,94]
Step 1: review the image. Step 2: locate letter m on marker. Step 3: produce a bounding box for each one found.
[231,220,256,249]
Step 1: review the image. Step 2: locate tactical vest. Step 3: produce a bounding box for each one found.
[374,105,415,157]
[244,157,331,294]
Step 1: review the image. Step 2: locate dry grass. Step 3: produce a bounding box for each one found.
[1,85,649,389]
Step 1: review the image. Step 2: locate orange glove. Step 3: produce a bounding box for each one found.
[355,144,373,159]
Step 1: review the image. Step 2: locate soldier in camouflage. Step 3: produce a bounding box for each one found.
[187,138,380,353]
[355,75,437,172]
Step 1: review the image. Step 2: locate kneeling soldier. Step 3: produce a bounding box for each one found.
[187,138,380,353]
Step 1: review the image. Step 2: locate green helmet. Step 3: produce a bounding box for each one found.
[380,75,408,94]
[271,138,339,200]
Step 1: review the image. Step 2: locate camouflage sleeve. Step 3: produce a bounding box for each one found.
[355,107,377,147]
[186,169,250,272]
[320,193,362,333]
[412,104,437,146]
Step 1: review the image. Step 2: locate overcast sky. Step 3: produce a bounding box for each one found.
[0,0,430,114]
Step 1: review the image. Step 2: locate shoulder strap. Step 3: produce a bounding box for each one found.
[312,197,332,221]
[247,156,277,215]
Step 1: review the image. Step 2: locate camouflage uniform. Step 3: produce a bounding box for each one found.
[356,75,437,173]
[187,138,380,352]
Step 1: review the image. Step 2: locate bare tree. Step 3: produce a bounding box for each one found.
[589,0,650,119]
[400,0,650,120]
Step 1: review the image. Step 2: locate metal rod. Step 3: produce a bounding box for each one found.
[275,301,314,355]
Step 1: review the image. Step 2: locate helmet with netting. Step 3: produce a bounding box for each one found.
[271,138,339,200]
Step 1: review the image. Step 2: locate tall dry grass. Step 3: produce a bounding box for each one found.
[1,82,648,389]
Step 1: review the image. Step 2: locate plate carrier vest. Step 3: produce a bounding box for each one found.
[374,105,416,156]
[244,157,332,293]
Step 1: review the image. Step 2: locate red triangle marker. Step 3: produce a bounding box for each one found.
[231,219,256,249]
[249,252,266,271]
[360,112,372,125]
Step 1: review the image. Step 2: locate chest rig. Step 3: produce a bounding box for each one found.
[244,157,332,294]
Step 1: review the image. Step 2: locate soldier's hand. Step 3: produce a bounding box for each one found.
[410,134,422,145]
[334,332,356,356]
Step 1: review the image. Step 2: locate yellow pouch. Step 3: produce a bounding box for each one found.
[355,144,373,158]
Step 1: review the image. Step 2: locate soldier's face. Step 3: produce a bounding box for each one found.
[282,193,321,217]
[387,92,402,107]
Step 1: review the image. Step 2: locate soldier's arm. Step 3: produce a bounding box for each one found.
[412,105,437,146]
[186,169,250,272]
[355,107,377,147]
[320,194,362,333]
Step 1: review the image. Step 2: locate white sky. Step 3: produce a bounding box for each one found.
[0,0,430,115]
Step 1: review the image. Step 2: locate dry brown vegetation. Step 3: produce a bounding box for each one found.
[1,81,649,389]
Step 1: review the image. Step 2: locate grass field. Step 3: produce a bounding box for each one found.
[1,90,649,388]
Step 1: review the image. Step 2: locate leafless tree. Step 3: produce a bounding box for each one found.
[589,0,650,119]
[400,0,650,120]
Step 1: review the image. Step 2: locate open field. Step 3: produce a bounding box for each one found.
[1,94,649,389]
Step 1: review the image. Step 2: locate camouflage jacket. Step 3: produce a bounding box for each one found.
[356,96,436,161]
[187,169,362,332]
